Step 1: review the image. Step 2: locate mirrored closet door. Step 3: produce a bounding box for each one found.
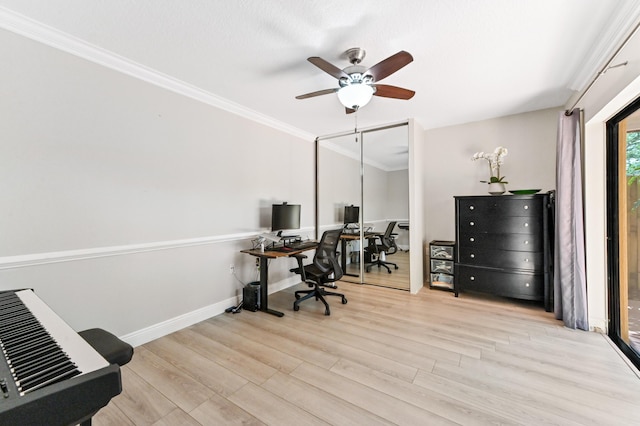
[316,122,410,290]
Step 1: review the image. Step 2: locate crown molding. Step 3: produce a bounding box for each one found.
[570,1,640,91]
[0,7,316,142]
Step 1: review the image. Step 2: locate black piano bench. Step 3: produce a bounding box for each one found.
[79,328,134,367]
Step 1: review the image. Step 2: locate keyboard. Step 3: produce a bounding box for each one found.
[267,240,317,252]
[268,246,295,253]
[289,240,318,250]
[0,289,122,425]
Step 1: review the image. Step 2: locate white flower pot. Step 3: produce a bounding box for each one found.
[488,182,506,195]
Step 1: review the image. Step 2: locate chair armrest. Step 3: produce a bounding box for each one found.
[290,253,308,282]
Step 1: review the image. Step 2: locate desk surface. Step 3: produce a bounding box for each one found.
[240,242,318,317]
[340,232,380,240]
[241,243,318,258]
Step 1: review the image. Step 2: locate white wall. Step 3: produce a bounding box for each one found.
[387,169,409,248]
[583,78,640,333]
[362,162,391,226]
[576,24,640,332]
[317,140,409,231]
[386,170,409,220]
[317,143,360,228]
[422,108,559,246]
[0,29,315,345]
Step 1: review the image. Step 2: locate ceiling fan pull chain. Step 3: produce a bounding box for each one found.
[355,111,359,143]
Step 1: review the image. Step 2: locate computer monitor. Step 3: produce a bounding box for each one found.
[271,203,301,236]
[344,205,360,225]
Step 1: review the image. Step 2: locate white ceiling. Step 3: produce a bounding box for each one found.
[1,0,639,140]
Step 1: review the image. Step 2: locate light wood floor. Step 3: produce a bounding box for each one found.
[343,250,410,290]
[94,283,640,425]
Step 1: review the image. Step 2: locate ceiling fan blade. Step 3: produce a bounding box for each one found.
[366,51,413,82]
[373,84,415,100]
[295,88,338,99]
[308,57,350,79]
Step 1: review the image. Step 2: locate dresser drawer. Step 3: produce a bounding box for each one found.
[430,259,454,274]
[458,216,541,235]
[457,196,543,218]
[455,265,544,301]
[458,232,543,252]
[457,247,543,271]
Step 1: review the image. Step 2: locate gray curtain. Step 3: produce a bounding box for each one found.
[554,108,588,330]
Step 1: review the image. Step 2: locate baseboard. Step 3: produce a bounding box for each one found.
[120,298,232,347]
[120,276,301,347]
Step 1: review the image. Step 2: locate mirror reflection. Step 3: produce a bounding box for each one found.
[317,124,410,290]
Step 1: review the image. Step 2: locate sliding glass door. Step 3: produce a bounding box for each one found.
[606,96,640,369]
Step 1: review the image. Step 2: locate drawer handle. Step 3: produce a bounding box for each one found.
[469,206,474,210]
[524,240,529,245]
[470,276,475,281]
[525,258,529,262]
[470,221,475,226]
[524,223,529,227]
[525,282,530,287]
[470,254,475,258]
[470,237,475,242]
[524,205,529,210]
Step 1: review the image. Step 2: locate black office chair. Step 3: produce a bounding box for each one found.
[365,221,399,274]
[290,228,347,315]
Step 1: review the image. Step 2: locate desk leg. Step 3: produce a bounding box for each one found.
[342,238,359,277]
[259,257,284,317]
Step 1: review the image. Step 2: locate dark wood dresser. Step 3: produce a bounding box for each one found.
[454,193,553,311]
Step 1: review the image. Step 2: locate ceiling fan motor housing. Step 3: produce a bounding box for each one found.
[345,47,366,65]
[339,67,374,87]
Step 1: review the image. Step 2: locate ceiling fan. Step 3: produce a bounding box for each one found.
[296,48,415,113]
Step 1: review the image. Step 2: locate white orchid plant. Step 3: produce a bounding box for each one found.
[472,146,508,184]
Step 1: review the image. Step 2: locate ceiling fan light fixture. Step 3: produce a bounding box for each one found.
[337,83,374,109]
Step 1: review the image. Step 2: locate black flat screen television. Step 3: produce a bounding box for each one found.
[344,205,360,225]
[271,203,301,235]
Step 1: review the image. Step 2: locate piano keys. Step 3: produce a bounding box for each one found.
[0,289,122,426]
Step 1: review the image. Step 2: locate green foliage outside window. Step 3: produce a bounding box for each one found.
[627,131,640,209]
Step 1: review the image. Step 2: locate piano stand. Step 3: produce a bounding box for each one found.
[78,328,134,426]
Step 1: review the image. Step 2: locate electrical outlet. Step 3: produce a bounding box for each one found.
[229,264,235,274]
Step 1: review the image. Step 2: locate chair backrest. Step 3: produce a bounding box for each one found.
[380,221,398,253]
[314,228,343,281]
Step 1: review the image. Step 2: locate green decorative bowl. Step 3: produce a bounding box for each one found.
[509,189,541,195]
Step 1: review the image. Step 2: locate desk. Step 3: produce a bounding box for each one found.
[339,232,379,277]
[241,244,318,317]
